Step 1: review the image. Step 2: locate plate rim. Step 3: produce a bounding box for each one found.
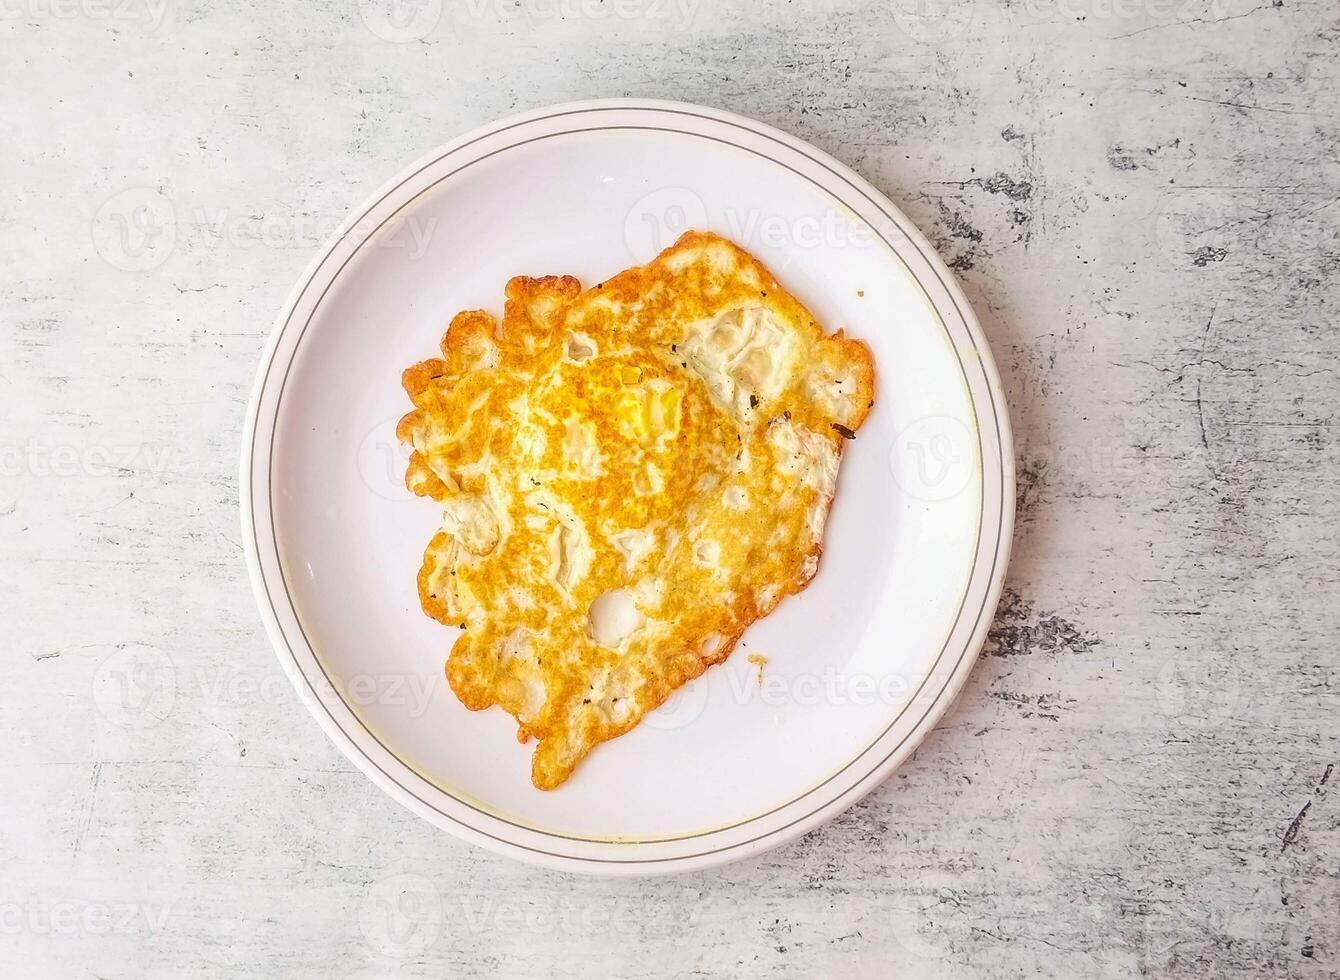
[240,98,1015,875]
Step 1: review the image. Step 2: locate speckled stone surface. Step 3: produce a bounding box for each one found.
[2,0,1337,976]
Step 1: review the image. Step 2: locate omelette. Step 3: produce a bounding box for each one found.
[397,231,875,789]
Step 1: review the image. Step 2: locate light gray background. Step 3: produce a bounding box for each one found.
[3,0,1337,976]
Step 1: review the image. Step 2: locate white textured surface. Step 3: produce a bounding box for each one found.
[2,1,1337,976]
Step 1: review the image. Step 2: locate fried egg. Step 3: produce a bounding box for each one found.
[397,231,875,788]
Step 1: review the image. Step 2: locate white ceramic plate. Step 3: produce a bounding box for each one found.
[241,100,1013,875]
